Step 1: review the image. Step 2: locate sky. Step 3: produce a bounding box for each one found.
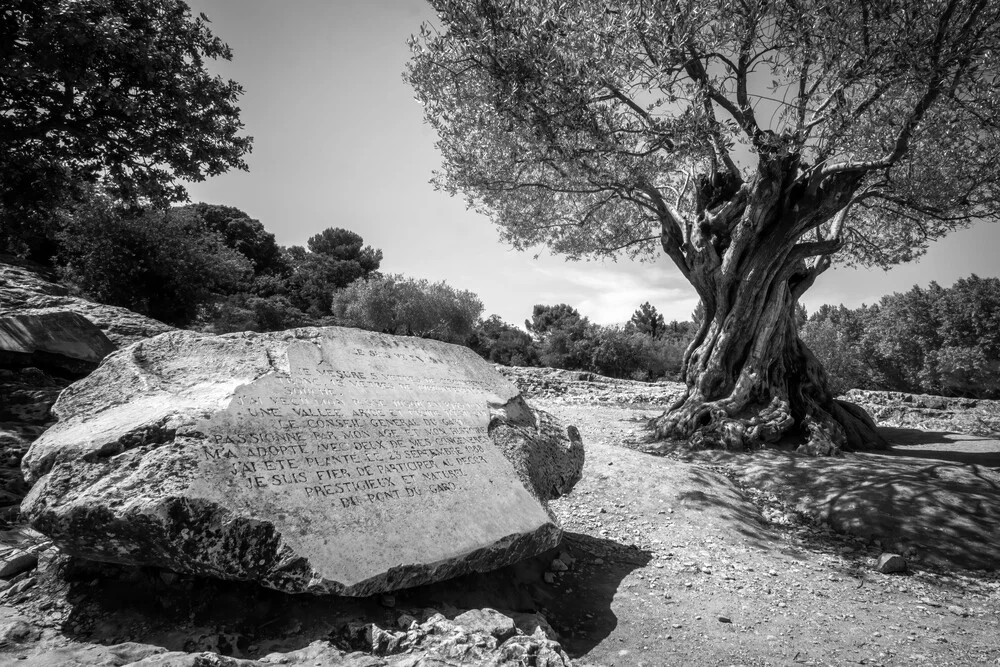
[183,0,1000,327]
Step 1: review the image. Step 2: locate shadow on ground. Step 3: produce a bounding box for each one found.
[51,532,647,660]
[881,426,1000,467]
[731,430,1000,570]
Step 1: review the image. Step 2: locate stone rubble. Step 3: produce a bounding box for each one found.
[497,366,684,408]
[846,389,1000,436]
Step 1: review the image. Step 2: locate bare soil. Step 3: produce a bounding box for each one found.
[538,399,1000,666]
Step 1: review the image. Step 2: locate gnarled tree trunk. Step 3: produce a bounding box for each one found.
[653,273,884,454]
[651,156,886,455]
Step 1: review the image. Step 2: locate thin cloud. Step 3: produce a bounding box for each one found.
[531,261,698,324]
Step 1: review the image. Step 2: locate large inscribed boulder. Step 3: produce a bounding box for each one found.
[20,328,583,595]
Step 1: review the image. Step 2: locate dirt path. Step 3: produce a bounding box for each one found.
[537,400,1000,666]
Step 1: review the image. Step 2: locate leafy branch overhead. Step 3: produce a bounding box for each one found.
[407,0,1000,277]
[0,0,253,252]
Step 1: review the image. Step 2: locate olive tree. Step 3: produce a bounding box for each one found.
[407,0,1000,453]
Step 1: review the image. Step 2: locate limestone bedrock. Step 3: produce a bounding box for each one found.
[20,327,584,596]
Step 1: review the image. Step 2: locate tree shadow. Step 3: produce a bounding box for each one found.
[733,446,1000,571]
[54,531,649,660]
[880,426,1000,468]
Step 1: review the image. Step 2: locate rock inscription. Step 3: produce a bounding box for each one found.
[199,363,504,508]
[23,328,580,595]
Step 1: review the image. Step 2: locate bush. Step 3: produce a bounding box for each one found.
[331,274,483,344]
[57,200,252,326]
[468,315,539,366]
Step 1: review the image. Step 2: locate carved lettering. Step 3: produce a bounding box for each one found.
[199,339,512,509]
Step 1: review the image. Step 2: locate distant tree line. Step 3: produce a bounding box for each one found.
[800,276,1000,398]
[50,196,383,331]
[465,302,696,381]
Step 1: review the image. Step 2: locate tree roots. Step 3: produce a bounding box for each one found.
[651,391,885,456]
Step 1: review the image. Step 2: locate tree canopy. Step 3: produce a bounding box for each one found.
[57,198,252,325]
[409,0,1000,279]
[803,276,1000,397]
[0,0,252,255]
[285,228,383,316]
[630,302,666,339]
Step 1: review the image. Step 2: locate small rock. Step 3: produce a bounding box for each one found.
[454,608,517,641]
[876,553,907,574]
[396,614,418,630]
[947,605,968,617]
[718,616,732,623]
[4,577,34,598]
[0,551,37,578]
[543,572,556,584]
[551,559,569,572]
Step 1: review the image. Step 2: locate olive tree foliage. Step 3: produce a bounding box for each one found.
[0,0,251,257]
[408,0,1000,453]
[331,274,484,344]
[467,314,539,366]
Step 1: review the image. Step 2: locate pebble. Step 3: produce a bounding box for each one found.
[876,553,907,574]
[947,605,968,617]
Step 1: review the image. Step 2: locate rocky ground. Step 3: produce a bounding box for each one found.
[0,363,997,665]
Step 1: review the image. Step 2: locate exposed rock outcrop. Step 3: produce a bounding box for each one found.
[0,258,174,348]
[0,311,116,374]
[1,257,176,522]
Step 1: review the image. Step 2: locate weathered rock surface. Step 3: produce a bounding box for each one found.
[0,311,116,373]
[0,368,70,525]
[0,258,172,524]
[21,327,584,595]
[0,258,174,348]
